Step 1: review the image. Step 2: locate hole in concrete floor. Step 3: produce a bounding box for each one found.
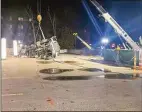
[36,61,53,64]
[79,68,103,72]
[79,68,112,73]
[64,61,77,64]
[98,73,141,80]
[102,69,112,73]
[43,75,92,80]
[39,68,74,74]
[63,61,81,65]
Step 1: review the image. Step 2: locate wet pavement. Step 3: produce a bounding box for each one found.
[104,73,141,80]
[79,68,103,72]
[2,54,142,111]
[43,75,92,80]
[2,76,142,111]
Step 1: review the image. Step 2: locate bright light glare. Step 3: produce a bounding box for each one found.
[101,38,109,44]
[13,40,18,56]
[18,40,21,44]
[1,38,7,59]
[20,43,23,47]
[101,46,103,49]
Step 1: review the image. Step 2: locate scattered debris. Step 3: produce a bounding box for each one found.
[47,97,54,105]
[32,88,36,90]
[124,94,131,97]
[70,101,75,103]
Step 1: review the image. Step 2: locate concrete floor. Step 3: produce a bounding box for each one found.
[2,54,142,111]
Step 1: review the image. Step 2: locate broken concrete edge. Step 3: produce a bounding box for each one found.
[38,70,104,78]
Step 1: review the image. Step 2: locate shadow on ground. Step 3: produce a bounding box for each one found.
[43,76,92,81]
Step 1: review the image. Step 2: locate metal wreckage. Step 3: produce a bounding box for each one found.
[35,36,60,59]
[19,14,60,60]
[19,36,60,60]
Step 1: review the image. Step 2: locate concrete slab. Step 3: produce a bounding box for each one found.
[2,54,142,111]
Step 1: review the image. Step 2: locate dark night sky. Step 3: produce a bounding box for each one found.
[2,0,142,46]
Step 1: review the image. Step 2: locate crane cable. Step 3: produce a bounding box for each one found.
[82,0,103,37]
[36,0,42,40]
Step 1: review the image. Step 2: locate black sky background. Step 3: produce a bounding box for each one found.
[2,0,142,47]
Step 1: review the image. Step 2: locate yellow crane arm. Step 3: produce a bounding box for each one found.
[73,33,92,50]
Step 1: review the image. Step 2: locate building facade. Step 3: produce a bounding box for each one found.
[1,8,33,48]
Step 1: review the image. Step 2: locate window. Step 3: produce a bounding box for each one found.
[9,16,12,21]
[18,17,23,21]
[29,18,32,22]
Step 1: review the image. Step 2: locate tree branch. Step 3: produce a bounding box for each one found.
[25,5,36,44]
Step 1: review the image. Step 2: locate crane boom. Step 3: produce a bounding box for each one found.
[89,0,141,51]
[73,33,92,50]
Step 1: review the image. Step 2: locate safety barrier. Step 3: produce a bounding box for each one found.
[66,49,101,55]
[103,49,139,66]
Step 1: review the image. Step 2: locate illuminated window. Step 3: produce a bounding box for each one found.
[29,18,32,22]
[18,17,23,21]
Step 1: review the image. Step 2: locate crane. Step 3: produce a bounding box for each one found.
[73,33,92,50]
[89,0,141,51]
